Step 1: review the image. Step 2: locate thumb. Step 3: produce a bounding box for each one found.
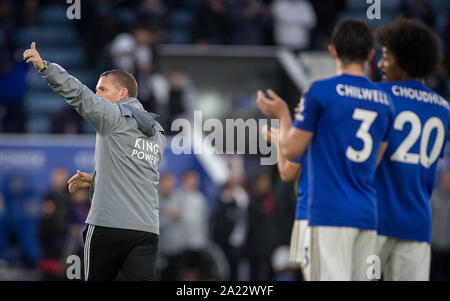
[31,42,36,49]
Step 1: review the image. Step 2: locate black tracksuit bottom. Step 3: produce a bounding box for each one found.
[82,224,159,281]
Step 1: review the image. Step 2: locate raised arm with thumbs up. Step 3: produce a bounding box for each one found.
[22,41,45,71]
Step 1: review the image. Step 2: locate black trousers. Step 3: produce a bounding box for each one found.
[82,224,159,281]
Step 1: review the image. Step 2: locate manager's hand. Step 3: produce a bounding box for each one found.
[68,170,93,194]
[23,41,45,71]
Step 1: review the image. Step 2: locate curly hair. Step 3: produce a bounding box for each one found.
[376,17,442,78]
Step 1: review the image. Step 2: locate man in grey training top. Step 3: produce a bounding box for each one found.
[23,42,166,281]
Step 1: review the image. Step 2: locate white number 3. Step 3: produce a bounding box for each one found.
[346,108,378,163]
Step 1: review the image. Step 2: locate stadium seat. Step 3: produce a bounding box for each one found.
[436,12,449,33]
[428,0,450,12]
[37,47,83,69]
[169,30,192,44]
[16,26,78,48]
[25,92,67,115]
[170,9,194,29]
[26,116,51,133]
[27,75,52,93]
[116,8,136,26]
[71,71,97,89]
[36,5,70,25]
[169,10,195,44]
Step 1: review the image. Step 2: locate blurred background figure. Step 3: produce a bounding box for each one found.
[158,172,185,280]
[160,67,196,134]
[1,0,450,281]
[194,0,229,45]
[174,170,210,281]
[64,188,89,268]
[271,245,298,281]
[398,0,436,28]
[137,0,168,41]
[0,173,41,274]
[212,161,249,281]
[109,33,137,74]
[227,0,272,46]
[50,106,83,134]
[0,46,28,133]
[37,168,71,280]
[271,0,317,52]
[246,171,274,281]
[430,145,450,281]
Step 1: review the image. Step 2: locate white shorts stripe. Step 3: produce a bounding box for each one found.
[84,224,95,281]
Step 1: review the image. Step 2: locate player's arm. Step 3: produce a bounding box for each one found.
[261,124,301,182]
[23,42,119,135]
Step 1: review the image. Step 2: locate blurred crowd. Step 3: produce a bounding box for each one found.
[0,161,300,281]
[1,0,449,134]
[1,0,450,281]
[0,168,90,280]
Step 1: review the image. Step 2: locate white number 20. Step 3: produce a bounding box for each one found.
[346,108,378,163]
[390,111,445,168]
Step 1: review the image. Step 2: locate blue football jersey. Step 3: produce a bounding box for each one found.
[293,74,395,230]
[290,151,309,221]
[375,80,450,243]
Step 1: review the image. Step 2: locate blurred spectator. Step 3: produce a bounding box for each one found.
[271,245,298,281]
[426,64,449,101]
[0,47,28,133]
[212,166,249,281]
[0,0,16,31]
[137,0,168,41]
[442,10,450,76]
[309,0,346,50]
[131,24,160,107]
[174,170,210,280]
[62,188,90,279]
[194,0,230,44]
[109,33,137,74]
[430,144,450,281]
[50,106,83,134]
[397,0,436,28]
[152,66,197,134]
[107,28,161,109]
[37,168,71,279]
[81,0,125,69]
[21,0,39,27]
[158,172,185,280]
[246,171,275,281]
[0,173,41,268]
[272,0,317,51]
[227,0,272,45]
[271,177,296,251]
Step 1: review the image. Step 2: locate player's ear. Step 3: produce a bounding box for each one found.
[367,48,375,63]
[328,44,338,59]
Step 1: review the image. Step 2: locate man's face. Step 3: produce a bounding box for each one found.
[95,75,125,103]
[378,47,406,82]
[182,172,199,191]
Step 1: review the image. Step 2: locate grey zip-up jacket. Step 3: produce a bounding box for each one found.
[41,62,166,235]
